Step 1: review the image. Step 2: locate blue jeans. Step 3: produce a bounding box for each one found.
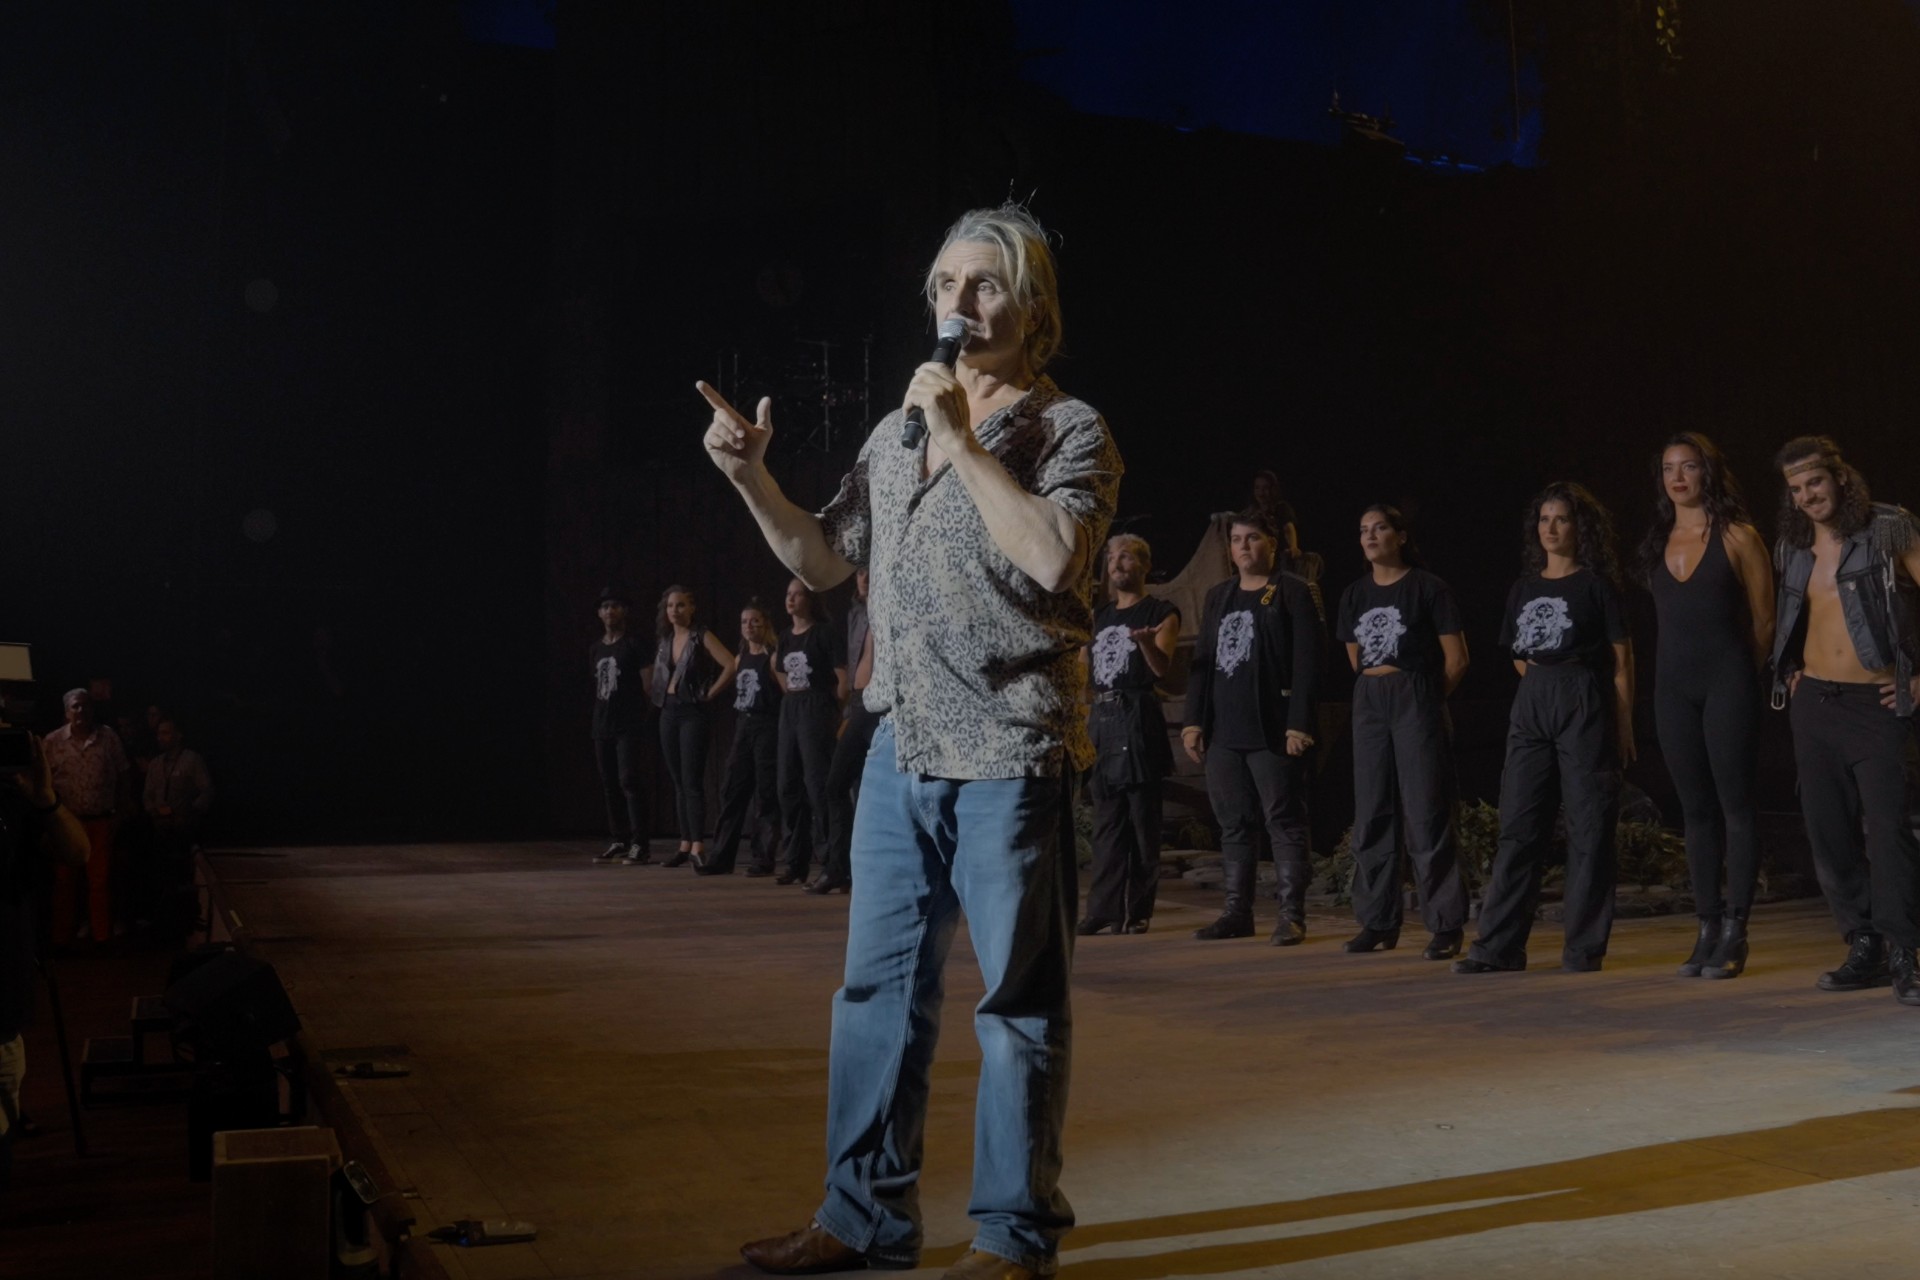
[814,717,1077,1274]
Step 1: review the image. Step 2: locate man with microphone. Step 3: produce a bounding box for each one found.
[697,204,1120,1280]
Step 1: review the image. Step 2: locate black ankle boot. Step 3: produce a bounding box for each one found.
[1422,929,1464,961]
[1817,931,1889,991]
[1343,925,1400,953]
[1701,915,1748,980]
[1890,945,1920,1006]
[1678,915,1721,977]
[1193,913,1254,940]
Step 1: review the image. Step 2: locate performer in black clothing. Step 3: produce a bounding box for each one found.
[810,570,876,895]
[776,578,847,885]
[1457,483,1635,975]
[1182,508,1326,944]
[1638,433,1775,979]
[1335,506,1471,960]
[699,601,785,877]
[1081,534,1179,935]
[589,585,653,864]
[1769,436,1920,1006]
[649,585,738,869]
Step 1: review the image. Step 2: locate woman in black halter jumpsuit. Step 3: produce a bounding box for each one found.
[1641,433,1775,979]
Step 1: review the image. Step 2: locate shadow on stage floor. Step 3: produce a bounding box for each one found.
[1050,1088,1920,1276]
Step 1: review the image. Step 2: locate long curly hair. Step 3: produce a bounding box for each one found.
[1635,432,1752,585]
[1774,435,1873,550]
[1522,482,1620,585]
[1360,503,1425,569]
[655,584,696,642]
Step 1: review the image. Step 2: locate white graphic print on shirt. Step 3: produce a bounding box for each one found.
[783,649,813,692]
[595,656,618,700]
[1513,597,1574,655]
[1354,606,1408,668]
[1217,610,1256,678]
[734,666,761,711]
[1091,624,1133,688]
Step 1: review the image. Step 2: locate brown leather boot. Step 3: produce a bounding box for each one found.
[741,1222,878,1274]
[941,1249,1043,1280]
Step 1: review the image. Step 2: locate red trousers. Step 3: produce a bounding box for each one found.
[53,817,117,944]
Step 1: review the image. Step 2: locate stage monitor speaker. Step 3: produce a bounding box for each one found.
[165,950,301,1058]
[212,1126,340,1280]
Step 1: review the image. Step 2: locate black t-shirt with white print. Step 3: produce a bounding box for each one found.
[779,622,846,701]
[1499,569,1629,677]
[732,648,782,718]
[1212,585,1270,750]
[1336,568,1464,677]
[1090,597,1179,692]
[589,634,652,739]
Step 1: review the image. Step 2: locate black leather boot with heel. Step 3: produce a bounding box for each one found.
[1701,914,1748,980]
[1677,915,1721,977]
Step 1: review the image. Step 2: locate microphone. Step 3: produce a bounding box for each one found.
[900,316,970,448]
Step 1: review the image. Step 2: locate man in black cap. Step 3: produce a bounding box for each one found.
[589,585,652,863]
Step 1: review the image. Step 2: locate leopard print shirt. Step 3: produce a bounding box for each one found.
[816,376,1122,779]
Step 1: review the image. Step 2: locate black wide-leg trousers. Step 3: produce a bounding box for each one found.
[1085,773,1163,927]
[1349,672,1468,936]
[778,693,838,880]
[707,714,781,874]
[1470,663,1620,969]
[1791,679,1920,948]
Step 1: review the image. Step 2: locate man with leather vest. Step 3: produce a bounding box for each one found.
[1769,436,1920,1006]
[1182,508,1326,944]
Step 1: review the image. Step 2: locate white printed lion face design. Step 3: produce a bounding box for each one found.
[734,666,761,710]
[595,655,619,700]
[1513,596,1573,655]
[1092,624,1133,688]
[783,649,812,691]
[1217,609,1256,678]
[1353,605,1407,669]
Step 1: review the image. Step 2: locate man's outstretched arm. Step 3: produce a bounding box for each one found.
[698,381,856,591]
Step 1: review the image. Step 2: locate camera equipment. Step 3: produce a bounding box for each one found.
[0,728,31,774]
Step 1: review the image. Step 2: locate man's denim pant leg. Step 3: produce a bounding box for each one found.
[814,718,1077,1275]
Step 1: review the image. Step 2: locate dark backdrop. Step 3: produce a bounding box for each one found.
[5,1,1917,841]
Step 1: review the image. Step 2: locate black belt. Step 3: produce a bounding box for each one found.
[1094,688,1151,704]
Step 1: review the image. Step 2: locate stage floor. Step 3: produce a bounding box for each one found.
[211,843,1920,1280]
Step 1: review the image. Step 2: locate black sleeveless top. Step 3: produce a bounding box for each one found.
[1649,528,1752,672]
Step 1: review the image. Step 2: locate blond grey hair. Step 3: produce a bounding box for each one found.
[1106,533,1151,571]
[922,203,1064,373]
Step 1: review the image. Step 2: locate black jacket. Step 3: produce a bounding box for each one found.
[1771,503,1920,717]
[1186,571,1326,745]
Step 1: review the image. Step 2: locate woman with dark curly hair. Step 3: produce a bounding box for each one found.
[1639,434,1775,979]
[649,585,738,868]
[1456,482,1635,975]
